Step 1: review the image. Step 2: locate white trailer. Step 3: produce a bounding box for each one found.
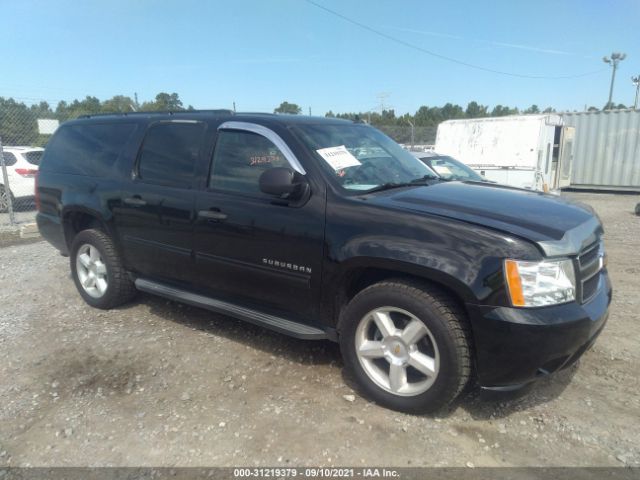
[435,115,575,192]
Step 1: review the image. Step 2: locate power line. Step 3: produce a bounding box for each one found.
[305,0,607,80]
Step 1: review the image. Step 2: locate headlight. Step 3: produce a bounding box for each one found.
[504,258,576,307]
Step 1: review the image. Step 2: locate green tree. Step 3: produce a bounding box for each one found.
[380,109,397,123]
[414,106,435,126]
[55,96,102,121]
[441,103,465,120]
[101,95,136,113]
[491,105,519,117]
[274,101,302,114]
[30,101,53,118]
[0,97,39,145]
[465,101,488,118]
[141,92,184,111]
[524,104,540,114]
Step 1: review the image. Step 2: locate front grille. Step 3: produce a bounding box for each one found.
[578,243,600,269]
[576,240,604,303]
[582,274,600,302]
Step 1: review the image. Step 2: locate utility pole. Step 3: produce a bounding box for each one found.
[603,52,626,109]
[129,92,139,111]
[233,101,236,113]
[632,76,640,109]
[407,119,415,150]
[308,106,312,116]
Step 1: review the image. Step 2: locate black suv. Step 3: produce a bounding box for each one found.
[36,111,611,413]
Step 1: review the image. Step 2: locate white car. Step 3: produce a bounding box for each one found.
[0,146,43,212]
[410,151,490,183]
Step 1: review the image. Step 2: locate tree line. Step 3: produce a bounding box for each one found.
[0,94,631,147]
[0,93,192,146]
[277,100,630,143]
[276,100,630,127]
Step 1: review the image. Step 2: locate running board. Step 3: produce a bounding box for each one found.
[134,278,328,340]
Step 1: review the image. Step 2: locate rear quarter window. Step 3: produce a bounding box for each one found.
[40,122,137,176]
[24,150,43,166]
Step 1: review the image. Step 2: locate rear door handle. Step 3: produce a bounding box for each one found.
[123,196,147,206]
[198,209,227,221]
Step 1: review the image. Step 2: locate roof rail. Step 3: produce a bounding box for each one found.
[236,112,277,116]
[77,109,234,119]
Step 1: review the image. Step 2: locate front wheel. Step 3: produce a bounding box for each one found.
[339,279,471,414]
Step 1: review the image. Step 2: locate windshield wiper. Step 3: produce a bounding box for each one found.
[409,174,439,183]
[365,175,439,194]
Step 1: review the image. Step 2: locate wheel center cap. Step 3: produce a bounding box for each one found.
[383,337,409,363]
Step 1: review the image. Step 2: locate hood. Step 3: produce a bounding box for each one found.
[366,181,601,255]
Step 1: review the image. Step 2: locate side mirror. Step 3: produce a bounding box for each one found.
[259,167,306,198]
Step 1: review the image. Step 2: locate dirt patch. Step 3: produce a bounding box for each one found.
[45,349,147,398]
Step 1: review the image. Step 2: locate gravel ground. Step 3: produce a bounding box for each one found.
[0,205,37,230]
[0,192,638,467]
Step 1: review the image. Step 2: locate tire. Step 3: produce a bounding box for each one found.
[339,279,471,414]
[0,185,14,213]
[70,229,136,309]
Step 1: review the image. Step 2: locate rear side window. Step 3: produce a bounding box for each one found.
[209,130,289,195]
[24,150,43,166]
[137,122,206,188]
[40,123,137,176]
[1,151,17,166]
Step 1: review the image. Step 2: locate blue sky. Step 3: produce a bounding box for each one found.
[1,0,639,114]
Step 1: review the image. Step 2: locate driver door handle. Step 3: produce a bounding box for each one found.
[198,209,227,221]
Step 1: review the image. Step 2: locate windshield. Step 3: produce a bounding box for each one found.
[420,155,484,182]
[293,124,437,192]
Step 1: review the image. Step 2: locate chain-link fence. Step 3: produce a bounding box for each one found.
[1,101,56,226]
[377,125,436,148]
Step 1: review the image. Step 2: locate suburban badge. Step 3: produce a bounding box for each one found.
[263,258,312,274]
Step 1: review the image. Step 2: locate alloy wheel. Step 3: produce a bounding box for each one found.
[75,244,109,298]
[355,307,439,396]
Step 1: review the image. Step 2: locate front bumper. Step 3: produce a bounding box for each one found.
[466,270,612,388]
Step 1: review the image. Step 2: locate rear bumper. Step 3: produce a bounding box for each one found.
[467,271,611,388]
[36,212,68,255]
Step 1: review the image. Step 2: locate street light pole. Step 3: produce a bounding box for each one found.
[632,76,640,110]
[407,120,415,150]
[603,52,627,109]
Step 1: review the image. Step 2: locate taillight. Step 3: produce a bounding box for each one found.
[15,168,38,177]
[35,170,41,211]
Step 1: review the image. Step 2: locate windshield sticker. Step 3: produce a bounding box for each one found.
[249,154,280,166]
[316,145,361,171]
[432,165,452,175]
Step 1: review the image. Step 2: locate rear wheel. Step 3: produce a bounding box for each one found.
[339,279,471,413]
[70,229,136,309]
